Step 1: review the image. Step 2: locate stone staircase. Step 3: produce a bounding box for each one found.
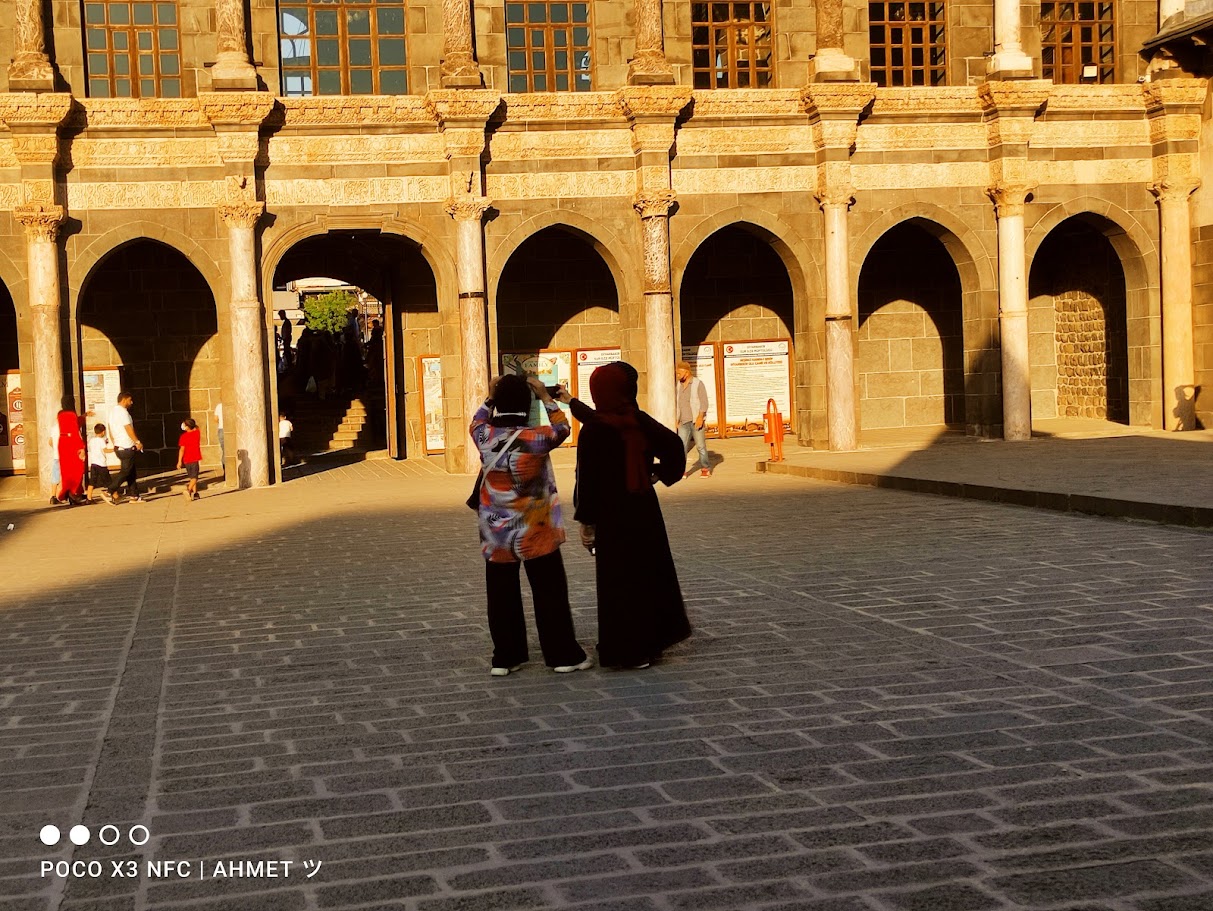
[287,396,383,455]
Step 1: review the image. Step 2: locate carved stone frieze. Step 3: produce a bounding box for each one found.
[198,92,276,128]
[0,185,21,209]
[1032,119,1150,151]
[267,134,446,165]
[441,127,488,160]
[427,90,503,125]
[632,189,677,219]
[486,171,635,201]
[218,200,265,229]
[987,182,1035,219]
[680,89,800,120]
[850,161,989,191]
[0,93,73,129]
[1143,79,1209,112]
[216,131,262,164]
[618,86,694,121]
[21,179,55,206]
[68,137,222,168]
[67,180,225,211]
[488,129,633,160]
[978,81,1052,115]
[280,96,437,127]
[67,99,210,130]
[803,84,878,117]
[264,176,450,207]
[1044,84,1148,114]
[630,120,678,157]
[444,195,492,221]
[499,93,624,123]
[869,87,982,118]
[9,133,60,166]
[13,202,64,241]
[855,122,986,152]
[676,125,814,156]
[671,166,814,196]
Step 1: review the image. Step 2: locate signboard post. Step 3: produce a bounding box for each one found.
[574,348,622,410]
[417,355,444,454]
[82,367,123,467]
[1,373,21,473]
[720,340,793,437]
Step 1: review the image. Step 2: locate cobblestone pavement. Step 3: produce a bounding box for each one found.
[2,449,1213,911]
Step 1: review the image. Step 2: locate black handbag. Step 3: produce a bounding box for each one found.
[466,428,524,510]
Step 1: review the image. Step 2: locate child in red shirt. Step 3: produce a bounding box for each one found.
[177,417,203,501]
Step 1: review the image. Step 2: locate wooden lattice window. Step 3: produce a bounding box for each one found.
[83,1,181,97]
[279,0,409,96]
[868,2,947,87]
[691,3,774,88]
[1040,2,1115,83]
[506,2,593,92]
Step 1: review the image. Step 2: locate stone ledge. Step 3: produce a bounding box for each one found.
[756,460,1213,528]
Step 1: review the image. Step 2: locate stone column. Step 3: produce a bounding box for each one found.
[15,204,66,492]
[988,0,1034,78]
[813,0,858,81]
[9,0,55,91]
[989,184,1034,441]
[440,0,483,87]
[634,191,678,428]
[219,201,271,488]
[212,0,258,89]
[629,0,675,85]
[446,196,492,474]
[1151,179,1200,430]
[817,188,857,451]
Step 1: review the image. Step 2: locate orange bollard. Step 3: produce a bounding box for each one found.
[763,398,785,462]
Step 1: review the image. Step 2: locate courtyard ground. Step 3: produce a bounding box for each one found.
[2,437,1212,911]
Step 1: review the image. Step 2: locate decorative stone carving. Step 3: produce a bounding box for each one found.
[618,86,694,121]
[1143,79,1209,111]
[0,93,73,130]
[632,189,677,219]
[1044,84,1148,113]
[629,0,675,85]
[267,134,446,166]
[869,87,983,118]
[629,121,678,157]
[67,180,226,211]
[987,183,1035,219]
[856,123,988,153]
[9,134,60,166]
[499,93,624,123]
[488,129,633,161]
[13,203,64,241]
[69,138,222,168]
[815,185,856,209]
[67,99,211,130]
[265,176,450,207]
[672,166,815,196]
[218,201,265,229]
[440,0,482,86]
[8,0,54,90]
[444,196,492,221]
[978,82,1052,116]
[1149,179,1200,203]
[803,84,878,118]
[427,91,503,125]
[688,90,802,119]
[676,125,814,157]
[21,180,56,206]
[281,96,437,127]
[0,186,22,209]
[812,0,859,80]
[486,171,635,201]
[198,93,276,128]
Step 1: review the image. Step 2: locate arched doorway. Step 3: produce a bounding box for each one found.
[856,222,965,431]
[78,240,220,474]
[678,224,795,437]
[1028,216,1130,425]
[495,226,621,411]
[272,232,438,466]
[0,279,19,476]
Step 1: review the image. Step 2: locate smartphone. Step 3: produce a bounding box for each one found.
[545,385,563,397]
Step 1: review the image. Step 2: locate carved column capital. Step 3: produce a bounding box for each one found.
[987,183,1035,218]
[815,186,856,210]
[218,201,265,229]
[8,0,55,91]
[14,203,65,241]
[444,196,493,221]
[632,190,677,220]
[1149,178,1201,204]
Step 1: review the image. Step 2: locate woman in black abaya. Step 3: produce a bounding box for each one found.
[573,362,691,668]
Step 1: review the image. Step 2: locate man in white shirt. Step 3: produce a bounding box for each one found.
[214,401,224,477]
[105,391,144,503]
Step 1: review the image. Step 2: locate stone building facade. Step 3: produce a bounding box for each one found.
[0,0,1209,497]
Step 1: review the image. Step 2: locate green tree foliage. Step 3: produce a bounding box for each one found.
[303,291,356,335]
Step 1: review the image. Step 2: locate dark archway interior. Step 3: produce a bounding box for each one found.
[496,226,619,355]
[0,282,16,373]
[857,223,965,429]
[273,232,438,459]
[78,240,219,471]
[1029,217,1130,424]
[679,225,794,348]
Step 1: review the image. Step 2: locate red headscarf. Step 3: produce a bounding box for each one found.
[590,363,651,494]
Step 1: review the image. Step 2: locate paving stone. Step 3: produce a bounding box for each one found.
[989,860,1198,903]
[877,883,1004,911]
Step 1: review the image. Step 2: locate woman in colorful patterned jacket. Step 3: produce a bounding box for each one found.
[470,373,592,677]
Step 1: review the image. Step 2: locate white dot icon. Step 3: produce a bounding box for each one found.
[39,825,60,846]
[69,826,90,846]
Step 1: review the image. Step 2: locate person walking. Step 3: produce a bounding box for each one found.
[85,423,111,502]
[177,417,202,501]
[676,361,711,478]
[105,391,144,504]
[573,362,691,669]
[471,373,591,677]
[214,402,224,478]
[278,411,294,468]
[278,310,294,367]
[52,397,86,506]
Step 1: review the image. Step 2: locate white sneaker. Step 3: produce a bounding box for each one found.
[490,663,524,677]
[553,658,594,674]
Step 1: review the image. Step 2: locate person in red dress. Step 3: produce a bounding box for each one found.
[53,397,86,506]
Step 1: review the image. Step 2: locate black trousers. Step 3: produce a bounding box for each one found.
[485,549,586,668]
[107,448,139,495]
